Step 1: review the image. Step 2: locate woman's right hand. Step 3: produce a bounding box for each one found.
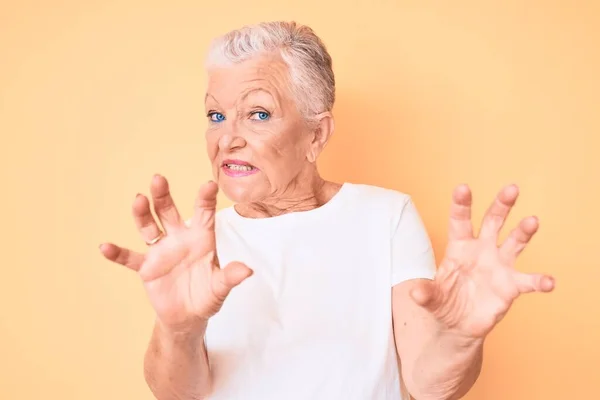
[99,175,253,333]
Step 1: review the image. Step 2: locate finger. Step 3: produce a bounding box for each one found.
[448,184,474,241]
[132,193,164,245]
[212,261,253,300]
[478,184,519,240]
[99,243,145,271]
[409,279,439,310]
[499,216,539,259]
[191,181,219,230]
[150,174,183,232]
[513,272,555,293]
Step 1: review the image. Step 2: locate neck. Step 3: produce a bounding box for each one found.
[234,168,341,219]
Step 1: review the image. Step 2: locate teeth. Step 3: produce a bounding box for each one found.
[226,164,253,171]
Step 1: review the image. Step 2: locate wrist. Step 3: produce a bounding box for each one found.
[436,328,485,350]
[156,317,208,342]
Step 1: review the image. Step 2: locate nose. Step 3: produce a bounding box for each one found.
[218,132,247,152]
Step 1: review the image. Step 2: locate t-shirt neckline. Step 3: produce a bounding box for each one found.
[223,182,351,226]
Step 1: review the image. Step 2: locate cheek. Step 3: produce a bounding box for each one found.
[257,143,308,188]
[204,130,220,161]
[272,125,311,165]
[247,119,308,162]
[249,128,306,170]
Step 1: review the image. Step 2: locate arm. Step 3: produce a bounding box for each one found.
[393,279,483,400]
[144,320,212,400]
[98,178,253,399]
[391,184,555,399]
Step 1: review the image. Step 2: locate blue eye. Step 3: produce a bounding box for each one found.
[251,111,270,121]
[208,112,225,123]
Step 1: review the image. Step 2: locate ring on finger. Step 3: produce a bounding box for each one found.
[145,231,164,246]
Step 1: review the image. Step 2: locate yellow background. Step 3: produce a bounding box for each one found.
[1,1,598,399]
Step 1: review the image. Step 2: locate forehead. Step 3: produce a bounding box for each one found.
[205,54,292,103]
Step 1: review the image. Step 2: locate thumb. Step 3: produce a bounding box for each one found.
[409,279,438,310]
[514,272,555,294]
[212,261,254,300]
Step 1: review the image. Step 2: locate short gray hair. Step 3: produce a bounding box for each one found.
[205,21,336,118]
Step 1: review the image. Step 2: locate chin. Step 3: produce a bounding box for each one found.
[217,177,264,204]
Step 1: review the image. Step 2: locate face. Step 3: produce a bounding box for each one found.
[204,53,331,205]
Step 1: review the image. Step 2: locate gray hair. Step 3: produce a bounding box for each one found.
[205,21,336,119]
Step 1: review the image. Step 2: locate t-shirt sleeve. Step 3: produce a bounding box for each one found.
[391,196,437,286]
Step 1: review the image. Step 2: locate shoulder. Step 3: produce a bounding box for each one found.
[343,182,413,215]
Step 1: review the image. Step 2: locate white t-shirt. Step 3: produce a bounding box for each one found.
[205,182,437,399]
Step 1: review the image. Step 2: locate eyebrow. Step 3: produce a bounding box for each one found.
[205,93,218,103]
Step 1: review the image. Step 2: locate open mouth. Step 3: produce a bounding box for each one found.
[221,159,259,176]
[223,163,256,171]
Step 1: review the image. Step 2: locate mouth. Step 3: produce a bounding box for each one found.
[221,159,259,177]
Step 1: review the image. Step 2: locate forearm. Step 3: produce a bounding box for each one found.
[406,331,483,400]
[144,320,212,400]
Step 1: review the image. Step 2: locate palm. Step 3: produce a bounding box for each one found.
[100,176,252,330]
[140,229,220,327]
[411,185,555,339]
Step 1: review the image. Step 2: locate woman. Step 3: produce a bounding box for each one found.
[100,21,555,400]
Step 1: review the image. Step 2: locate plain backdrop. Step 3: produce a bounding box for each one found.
[1,1,598,399]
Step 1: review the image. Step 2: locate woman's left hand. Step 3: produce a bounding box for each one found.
[410,184,555,339]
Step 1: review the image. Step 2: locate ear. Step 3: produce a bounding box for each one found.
[306,111,335,163]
